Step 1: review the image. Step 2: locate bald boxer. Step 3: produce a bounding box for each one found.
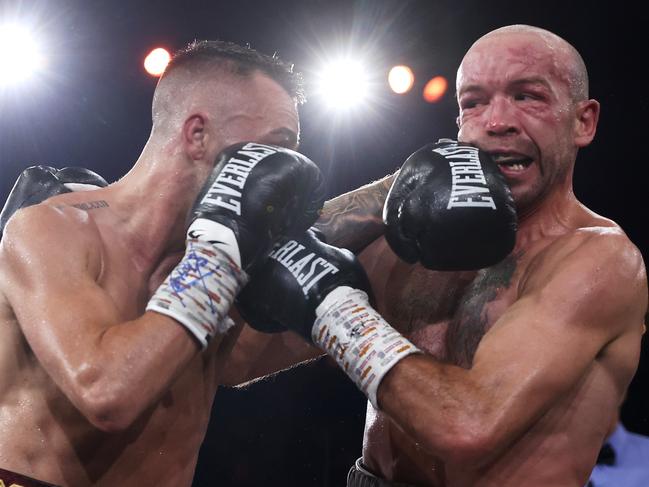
[224,25,647,487]
[0,40,324,487]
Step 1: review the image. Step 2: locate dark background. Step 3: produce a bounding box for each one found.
[1,1,647,485]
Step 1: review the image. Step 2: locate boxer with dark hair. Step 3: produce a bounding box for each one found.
[0,40,324,486]
[230,25,647,487]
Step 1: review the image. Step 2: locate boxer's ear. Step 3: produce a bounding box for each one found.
[183,113,208,160]
[574,99,599,148]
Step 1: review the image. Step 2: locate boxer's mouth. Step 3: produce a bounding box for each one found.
[491,153,533,173]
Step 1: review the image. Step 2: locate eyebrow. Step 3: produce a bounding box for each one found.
[458,77,552,97]
[509,77,552,90]
[457,84,486,98]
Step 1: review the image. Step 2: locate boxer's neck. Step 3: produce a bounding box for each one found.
[107,154,211,271]
[512,185,585,251]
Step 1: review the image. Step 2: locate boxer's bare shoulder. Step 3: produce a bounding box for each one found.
[2,199,104,260]
[0,200,218,486]
[0,203,104,483]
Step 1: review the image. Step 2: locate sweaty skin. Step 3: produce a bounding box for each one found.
[221,26,647,487]
[357,27,647,486]
[0,71,300,487]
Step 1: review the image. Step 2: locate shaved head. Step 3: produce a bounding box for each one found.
[459,25,589,102]
[151,40,303,136]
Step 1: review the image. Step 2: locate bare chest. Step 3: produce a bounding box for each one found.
[360,238,522,366]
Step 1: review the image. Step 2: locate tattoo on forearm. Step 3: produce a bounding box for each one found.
[70,200,109,211]
[315,174,396,253]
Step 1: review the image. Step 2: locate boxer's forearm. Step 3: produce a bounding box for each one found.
[314,173,396,253]
[377,355,505,467]
[57,313,203,432]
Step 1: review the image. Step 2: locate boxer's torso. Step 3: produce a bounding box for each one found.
[0,192,232,486]
[358,212,637,486]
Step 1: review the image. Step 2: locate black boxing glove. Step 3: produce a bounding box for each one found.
[188,142,326,271]
[147,142,326,348]
[236,228,372,337]
[237,228,421,409]
[383,139,517,270]
[0,165,108,237]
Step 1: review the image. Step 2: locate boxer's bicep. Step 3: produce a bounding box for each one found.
[467,230,646,455]
[379,230,645,465]
[2,207,201,429]
[1,206,120,377]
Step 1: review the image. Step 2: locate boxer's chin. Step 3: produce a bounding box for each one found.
[508,178,545,213]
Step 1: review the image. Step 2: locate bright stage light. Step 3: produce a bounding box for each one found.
[423,75,448,103]
[0,23,44,87]
[144,47,171,77]
[388,65,414,94]
[315,58,370,110]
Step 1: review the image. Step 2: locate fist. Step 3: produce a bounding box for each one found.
[236,228,372,340]
[383,139,517,270]
[188,142,326,271]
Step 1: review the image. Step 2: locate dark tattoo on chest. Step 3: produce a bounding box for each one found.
[70,200,109,211]
[446,253,520,367]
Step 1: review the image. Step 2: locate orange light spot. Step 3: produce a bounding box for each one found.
[144,47,171,77]
[423,75,448,103]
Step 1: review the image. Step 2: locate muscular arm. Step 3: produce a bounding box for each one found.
[314,173,395,252]
[377,229,647,466]
[0,206,203,432]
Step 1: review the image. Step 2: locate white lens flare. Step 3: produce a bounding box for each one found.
[0,23,44,86]
[388,65,414,94]
[316,58,370,110]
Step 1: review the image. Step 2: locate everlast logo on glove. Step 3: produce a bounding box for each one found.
[383,139,517,270]
[268,239,339,295]
[199,142,278,215]
[432,144,496,210]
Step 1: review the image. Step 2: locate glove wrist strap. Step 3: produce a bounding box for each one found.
[147,241,249,348]
[313,286,421,409]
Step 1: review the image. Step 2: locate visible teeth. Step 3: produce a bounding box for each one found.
[510,164,525,171]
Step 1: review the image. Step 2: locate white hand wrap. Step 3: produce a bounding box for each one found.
[146,221,249,348]
[313,286,421,409]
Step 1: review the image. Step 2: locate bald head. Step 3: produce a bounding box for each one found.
[458,25,589,103]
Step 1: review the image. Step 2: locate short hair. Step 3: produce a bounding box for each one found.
[163,40,305,104]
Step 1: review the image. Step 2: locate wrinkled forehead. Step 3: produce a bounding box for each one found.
[457,32,571,94]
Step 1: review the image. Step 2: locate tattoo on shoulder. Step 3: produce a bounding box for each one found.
[70,200,109,211]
